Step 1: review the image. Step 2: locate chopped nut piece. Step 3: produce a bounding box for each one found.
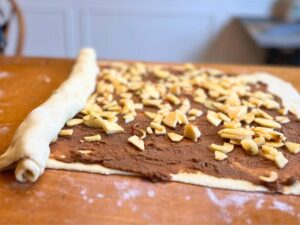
[264,141,284,148]
[90,113,124,134]
[214,151,228,161]
[145,111,157,120]
[170,84,181,95]
[253,127,285,141]
[143,99,162,107]
[153,114,164,124]
[254,136,265,147]
[263,99,280,110]
[240,112,255,124]
[154,68,170,79]
[230,139,241,145]
[176,110,189,125]
[254,118,281,129]
[275,152,288,168]
[167,132,184,142]
[249,97,263,107]
[223,121,241,129]
[98,111,117,119]
[218,112,231,122]
[165,93,181,105]
[207,110,222,127]
[259,171,278,183]
[101,120,124,134]
[188,116,196,121]
[66,118,84,127]
[128,135,145,151]
[155,126,167,135]
[150,122,165,131]
[146,127,153,134]
[285,142,300,154]
[278,107,288,116]
[163,111,178,128]
[59,129,73,136]
[209,143,234,153]
[218,128,254,140]
[184,124,201,142]
[275,116,290,124]
[123,113,135,124]
[188,109,203,117]
[84,134,102,142]
[241,139,258,155]
[227,106,247,120]
[225,92,241,106]
[178,99,191,114]
[261,145,278,161]
[255,109,273,120]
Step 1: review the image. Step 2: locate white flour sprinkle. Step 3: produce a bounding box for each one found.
[206,188,264,223]
[185,196,191,201]
[96,193,104,198]
[271,200,295,215]
[147,190,155,198]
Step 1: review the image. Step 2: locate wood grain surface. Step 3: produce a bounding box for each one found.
[0,56,299,225]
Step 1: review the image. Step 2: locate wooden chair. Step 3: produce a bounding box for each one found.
[1,0,25,55]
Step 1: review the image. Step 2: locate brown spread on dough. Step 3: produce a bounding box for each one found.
[50,63,300,192]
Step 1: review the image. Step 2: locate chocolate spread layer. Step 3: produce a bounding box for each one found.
[50,64,300,191]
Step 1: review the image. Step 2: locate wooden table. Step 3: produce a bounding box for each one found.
[0,56,299,224]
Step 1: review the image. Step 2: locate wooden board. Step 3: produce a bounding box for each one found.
[0,56,299,224]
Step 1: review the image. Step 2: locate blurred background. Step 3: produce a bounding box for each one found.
[0,0,300,65]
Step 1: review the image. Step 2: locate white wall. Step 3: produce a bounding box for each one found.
[7,0,275,63]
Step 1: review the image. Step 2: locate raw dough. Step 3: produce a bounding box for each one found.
[46,71,300,195]
[1,52,300,194]
[0,48,99,182]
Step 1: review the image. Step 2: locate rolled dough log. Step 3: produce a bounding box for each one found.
[0,48,99,182]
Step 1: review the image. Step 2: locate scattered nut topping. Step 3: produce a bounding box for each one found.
[218,112,231,122]
[188,109,203,117]
[176,110,189,125]
[254,118,281,129]
[264,141,284,148]
[150,122,165,132]
[224,121,241,129]
[209,143,234,153]
[214,151,228,161]
[153,114,164,124]
[167,133,184,142]
[165,93,181,105]
[59,129,73,136]
[124,113,135,124]
[259,171,278,183]
[146,127,153,134]
[84,134,102,142]
[278,107,288,116]
[241,139,259,155]
[253,136,265,147]
[163,111,178,128]
[285,142,300,154]
[66,62,297,171]
[128,135,145,151]
[66,118,84,127]
[178,99,191,114]
[275,152,288,168]
[145,111,157,120]
[261,145,288,168]
[218,128,254,140]
[275,116,290,124]
[207,110,222,127]
[184,124,201,142]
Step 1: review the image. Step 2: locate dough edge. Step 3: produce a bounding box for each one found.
[46,71,300,195]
